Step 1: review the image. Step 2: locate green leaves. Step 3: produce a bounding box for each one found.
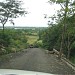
[56,0,66,3]
[65,6,69,12]
[0,0,27,32]
[49,0,66,4]
[0,0,26,21]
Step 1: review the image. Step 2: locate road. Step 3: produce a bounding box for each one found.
[0,48,75,74]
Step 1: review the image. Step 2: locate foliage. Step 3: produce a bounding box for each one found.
[33,40,43,48]
[47,0,75,60]
[0,31,11,47]
[0,29,28,54]
[26,35,39,44]
[0,0,27,32]
[42,13,75,60]
[42,24,62,50]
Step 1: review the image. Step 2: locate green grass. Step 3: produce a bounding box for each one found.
[26,35,39,44]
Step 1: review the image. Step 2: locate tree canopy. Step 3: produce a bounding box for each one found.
[41,0,75,60]
[0,0,27,32]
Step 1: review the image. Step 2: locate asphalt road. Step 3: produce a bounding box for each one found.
[0,48,75,74]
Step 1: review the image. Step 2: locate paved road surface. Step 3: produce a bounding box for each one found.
[0,48,75,74]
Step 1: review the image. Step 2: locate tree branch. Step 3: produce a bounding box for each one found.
[59,3,64,10]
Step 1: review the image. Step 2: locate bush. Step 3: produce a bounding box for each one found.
[0,32,11,47]
[70,41,75,57]
[33,41,43,48]
[0,29,28,55]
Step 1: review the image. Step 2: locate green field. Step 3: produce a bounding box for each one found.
[26,35,39,44]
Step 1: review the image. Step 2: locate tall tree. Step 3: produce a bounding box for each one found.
[49,0,75,59]
[0,0,27,33]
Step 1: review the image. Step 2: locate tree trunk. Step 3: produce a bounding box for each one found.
[59,33,63,59]
[67,46,70,59]
[59,0,69,59]
[3,24,4,34]
[67,33,70,59]
[63,0,69,41]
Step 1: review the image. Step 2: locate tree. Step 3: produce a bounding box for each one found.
[65,14,75,59]
[0,0,27,33]
[48,0,75,59]
[42,24,61,50]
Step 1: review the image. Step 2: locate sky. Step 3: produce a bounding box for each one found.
[0,0,61,27]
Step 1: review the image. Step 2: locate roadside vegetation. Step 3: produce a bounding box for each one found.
[40,0,75,64]
[0,0,28,55]
[25,27,44,48]
[0,29,28,55]
[0,0,75,65]
[0,27,45,55]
